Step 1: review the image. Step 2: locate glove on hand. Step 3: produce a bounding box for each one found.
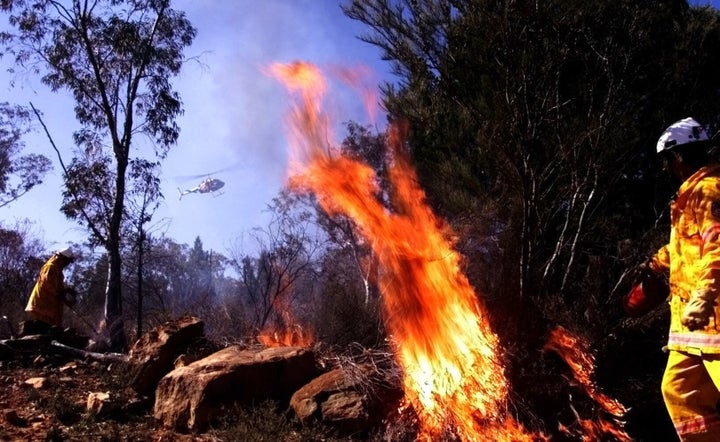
[681,289,717,331]
[623,260,669,318]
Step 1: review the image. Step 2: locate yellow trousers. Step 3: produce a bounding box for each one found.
[662,350,720,441]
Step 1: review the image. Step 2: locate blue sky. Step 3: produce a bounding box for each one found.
[4,1,720,258]
[0,0,393,256]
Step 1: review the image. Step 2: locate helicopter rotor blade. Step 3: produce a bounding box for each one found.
[173,163,242,182]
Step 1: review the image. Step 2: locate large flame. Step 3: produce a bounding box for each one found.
[269,61,535,440]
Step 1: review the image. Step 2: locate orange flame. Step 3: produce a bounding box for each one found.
[543,326,631,441]
[256,259,315,348]
[270,60,538,441]
[258,323,314,348]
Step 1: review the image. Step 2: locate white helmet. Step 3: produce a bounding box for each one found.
[656,117,709,154]
[57,247,74,260]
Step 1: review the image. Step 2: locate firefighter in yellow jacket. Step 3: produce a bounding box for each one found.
[25,247,77,329]
[631,117,720,441]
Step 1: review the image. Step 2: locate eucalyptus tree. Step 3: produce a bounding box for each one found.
[124,158,162,337]
[0,103,51,208]
[0,0,196,349]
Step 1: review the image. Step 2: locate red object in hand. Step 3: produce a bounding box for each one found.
[623,272,669,318]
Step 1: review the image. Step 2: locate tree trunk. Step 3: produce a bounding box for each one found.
[137,228,145,339]
[104,155,128,351]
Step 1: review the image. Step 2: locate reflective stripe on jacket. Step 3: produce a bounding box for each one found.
[651,164,720,354]
[25,254,66,327]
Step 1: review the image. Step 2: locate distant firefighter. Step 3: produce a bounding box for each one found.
[25,247,77,331]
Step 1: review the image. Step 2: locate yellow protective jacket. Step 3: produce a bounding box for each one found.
[651,164,720,354]
[25,254,67,327]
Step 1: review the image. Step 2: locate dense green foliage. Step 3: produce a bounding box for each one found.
[345,0,720,298]
[343,0,720,438]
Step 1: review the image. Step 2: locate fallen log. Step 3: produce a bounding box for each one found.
[2,334,53,351]
[51,340,129,364]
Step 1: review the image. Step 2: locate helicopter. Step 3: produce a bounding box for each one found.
[177,176,225,200]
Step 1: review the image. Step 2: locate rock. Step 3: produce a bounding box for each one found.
[59,362,77,373]
[128,316,205,396]
[86,392,112,416]
[290,364,404,435]
[154,345,321,431]
[24,377,48,389]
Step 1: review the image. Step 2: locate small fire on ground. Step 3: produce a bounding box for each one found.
[543,326,630,441]
[258,321,314,348]
[268,60,629,441]
[256,272,315,348]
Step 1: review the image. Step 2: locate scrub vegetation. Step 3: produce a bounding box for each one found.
[3,0,720,440]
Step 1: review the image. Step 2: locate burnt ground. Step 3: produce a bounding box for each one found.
[0,349,354,442]
[0,352,214,442]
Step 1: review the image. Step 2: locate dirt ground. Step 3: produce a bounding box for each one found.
[0,352,216,442]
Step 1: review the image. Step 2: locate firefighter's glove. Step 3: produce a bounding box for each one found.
[623,260,669,318]
[681,289,717,331]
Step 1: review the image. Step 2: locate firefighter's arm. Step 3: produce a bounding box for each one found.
[682,181,720,330]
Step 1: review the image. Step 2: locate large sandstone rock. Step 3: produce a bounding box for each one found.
[129,316,204,396]
[154,345,320,431]
[290,364,403,435]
